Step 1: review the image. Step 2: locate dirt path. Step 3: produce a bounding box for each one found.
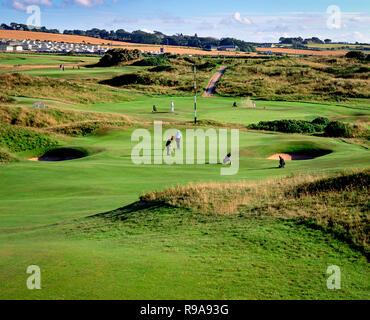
[202,66,227,97]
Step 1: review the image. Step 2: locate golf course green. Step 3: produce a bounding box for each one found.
[0,52,369,300]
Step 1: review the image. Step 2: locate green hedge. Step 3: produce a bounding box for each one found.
[248,117,353,137]
[324,121,352,138]
[248,118,328,134]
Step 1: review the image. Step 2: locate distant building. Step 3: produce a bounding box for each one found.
[0,38,110,55]
[258,43,273,48]
[0,44,14,51]
[205,45,218,51]
[218,45,239,52]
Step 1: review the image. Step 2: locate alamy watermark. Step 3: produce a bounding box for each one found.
[131,121,239,176]
[326,5,341,29]
[326,265,341,290]
[26,265,41,290]
[26,5,41,30]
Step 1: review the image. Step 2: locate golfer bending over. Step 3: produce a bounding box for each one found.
[223,153,232,165]
[166,136,174,156]
[279,156,285,168]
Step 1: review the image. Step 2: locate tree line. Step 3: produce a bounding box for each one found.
[0,22,255,52]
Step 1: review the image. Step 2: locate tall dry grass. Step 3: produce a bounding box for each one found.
[0,104,131,129]
[140,169,370,254]
[217,56,370,101]
[0,73,131,104]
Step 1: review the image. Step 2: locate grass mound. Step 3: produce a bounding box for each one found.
[0,105,131,129]
[217,56,370,102]
[0,147,17,163]
[0,123,58,152]
[140,181,251,214]
[96,49,142,67]
[46,120,131,136]
[132,55,169,67]
[0,93,15,103]
[293,170,369,195]
[100,56,216,94]
[140,169,370,256]
[0,73,130,104]
[100,73,179,87]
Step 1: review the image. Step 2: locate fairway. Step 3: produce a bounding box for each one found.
[0,50,369,300]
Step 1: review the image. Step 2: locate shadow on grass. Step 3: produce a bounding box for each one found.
[90,201,169,221]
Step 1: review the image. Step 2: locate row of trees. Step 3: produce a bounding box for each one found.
[0,23,59,34]
[63,29,255,52]
[279,37,332,44]
[63,27,249,51]
[1,22,255,52]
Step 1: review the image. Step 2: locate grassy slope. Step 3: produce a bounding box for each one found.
[0,175,369,300]
[217,56,370,102]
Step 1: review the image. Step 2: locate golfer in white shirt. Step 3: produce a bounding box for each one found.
[175,130,182,150]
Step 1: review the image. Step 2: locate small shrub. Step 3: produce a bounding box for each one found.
[324,121,352,138]
[345,51,367,61]
[311,117,330,126]
[97,49,142,67]
[132,55,169,67]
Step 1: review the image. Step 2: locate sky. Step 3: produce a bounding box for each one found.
[0,0,369,43]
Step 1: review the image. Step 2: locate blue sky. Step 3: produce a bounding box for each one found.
[1,0,369,42]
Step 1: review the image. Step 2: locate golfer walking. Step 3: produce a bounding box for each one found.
[175,130,182,150]
[171,101,174,113]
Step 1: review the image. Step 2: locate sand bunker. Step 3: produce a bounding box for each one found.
[267,153,324,161]
[28,148,87,162]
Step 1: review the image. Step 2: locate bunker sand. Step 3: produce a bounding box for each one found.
[267,153,317,161]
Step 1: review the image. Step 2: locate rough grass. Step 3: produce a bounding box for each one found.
[0,147,18,163]
[0,123,58,152]
[46,120,132,136]
[140,169,370,256]
[100,56,217,94]
[217,56,370,102]
[0,73,131,104]
[0,104,132,129]
[0,93,15,103]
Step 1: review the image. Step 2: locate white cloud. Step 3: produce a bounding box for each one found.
[72,0,104,7]
[140,28,153,33]
[233,12,251,25]
[8,0,107,10]
[9,0,52,11]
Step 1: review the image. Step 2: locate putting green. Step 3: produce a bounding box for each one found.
[13,95,370,126]
[0,128,368,230]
